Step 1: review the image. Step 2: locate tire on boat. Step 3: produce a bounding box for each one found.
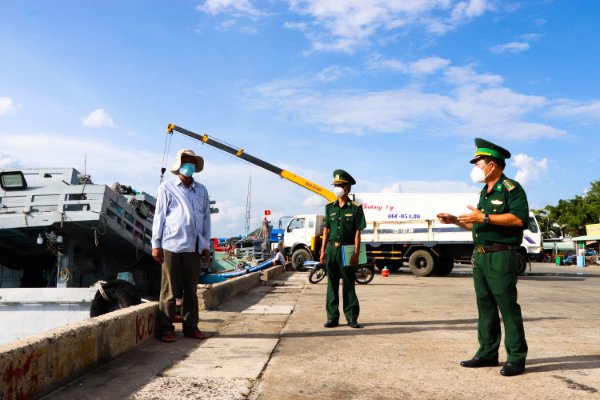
[90,279,141,317]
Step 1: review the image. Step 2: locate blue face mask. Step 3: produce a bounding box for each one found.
[179,163,195,177]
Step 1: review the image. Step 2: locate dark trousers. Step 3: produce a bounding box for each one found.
[473,250,528,363]
[157,249,202,336]
[325,244,360,322]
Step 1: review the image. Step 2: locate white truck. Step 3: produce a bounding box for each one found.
[165,125,542,276]
[283,192,542,276]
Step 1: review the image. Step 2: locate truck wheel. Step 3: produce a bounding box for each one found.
[408,250,437,277]
[516,253,527,275]
[292,248,313,270]
[435,257,454,276]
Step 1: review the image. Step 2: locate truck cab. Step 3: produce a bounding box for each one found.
[282,214,325,268]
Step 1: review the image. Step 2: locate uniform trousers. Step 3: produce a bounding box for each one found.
[473,249,528,363]
[157,249,202,336]
[325,244,360,322]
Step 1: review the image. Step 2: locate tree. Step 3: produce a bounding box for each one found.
[537,180,600,238]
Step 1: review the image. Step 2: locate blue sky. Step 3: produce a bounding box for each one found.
[1,0,599,237]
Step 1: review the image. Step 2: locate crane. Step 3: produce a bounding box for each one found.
[166,124,336,202]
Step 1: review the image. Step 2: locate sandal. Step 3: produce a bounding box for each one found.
[159,331,176,343]
[184,330,207,340]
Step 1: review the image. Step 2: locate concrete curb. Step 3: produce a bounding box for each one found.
[198,265,284,310]
[0,302,157,400]
[0,265,285,400]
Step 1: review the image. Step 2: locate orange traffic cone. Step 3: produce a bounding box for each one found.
[382,266,390,277]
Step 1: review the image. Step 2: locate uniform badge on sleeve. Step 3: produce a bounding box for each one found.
[502,179,516,191]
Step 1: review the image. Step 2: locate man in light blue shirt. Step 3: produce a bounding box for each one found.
[152,149,211,343]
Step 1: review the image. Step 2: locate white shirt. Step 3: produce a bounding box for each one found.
[274,252,285,264]
[151,177,211,253]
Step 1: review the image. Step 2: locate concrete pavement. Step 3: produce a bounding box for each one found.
[43,263,600,399]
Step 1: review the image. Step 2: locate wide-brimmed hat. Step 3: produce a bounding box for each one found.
[170,149,204,175]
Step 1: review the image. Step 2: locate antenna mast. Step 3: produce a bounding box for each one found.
[245,174,251,238]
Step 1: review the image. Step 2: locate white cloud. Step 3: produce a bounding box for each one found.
[381,182,403,193]
[444,64,503,86]
[205,0,496,53]
[314,65,353,82]
[82,108,115,128]
[548,99,600,120]
[512,153,548,186]
[491,41,529,54]
[519,33,541,41]
[0,153,21,169]
[370,56,451,75]
[451,0,490,21]
[197,0,264,18]
[0,97,18,116]
[248,63,566,140]
[198,0,497,52]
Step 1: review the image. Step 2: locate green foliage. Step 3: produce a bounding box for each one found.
[535,180,600,238]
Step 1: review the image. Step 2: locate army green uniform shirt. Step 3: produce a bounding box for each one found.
[472,174,529,246]
[324,200,367,243]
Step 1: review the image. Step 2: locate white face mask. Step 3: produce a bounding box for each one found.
[333,186,346,198]
[470,163,493,183]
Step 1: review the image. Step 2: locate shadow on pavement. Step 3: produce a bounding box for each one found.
[526,354,600,375]
[216,316,565,339]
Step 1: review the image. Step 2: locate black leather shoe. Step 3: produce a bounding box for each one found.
[324,319,339,328]
[460,357,499,368]
[500,361,525,376]
[348,320,362,329]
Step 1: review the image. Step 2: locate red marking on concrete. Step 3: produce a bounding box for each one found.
[2,351,40,400]
[135,315,146,343]
[135,312,155,344]
[147,312,154,337]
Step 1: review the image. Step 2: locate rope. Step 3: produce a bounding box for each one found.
[98,284,111,302]
[59,266,71,282]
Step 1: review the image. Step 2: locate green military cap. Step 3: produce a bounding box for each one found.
[470,137,512,164]
[332,169,356,185]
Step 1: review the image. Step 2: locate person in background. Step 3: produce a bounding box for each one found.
[152,149,211,343]
[319,169,366,329]
[273,248,286,266]
[437,138,529,376]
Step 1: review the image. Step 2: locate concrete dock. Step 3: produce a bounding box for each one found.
[41,263,600,400]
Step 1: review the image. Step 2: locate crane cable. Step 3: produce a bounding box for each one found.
[160,131,173,183]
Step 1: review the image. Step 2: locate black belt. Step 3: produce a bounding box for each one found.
[328,241,353,247]
[475,244,520,254]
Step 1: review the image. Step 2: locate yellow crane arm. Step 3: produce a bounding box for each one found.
[167,124,336,202]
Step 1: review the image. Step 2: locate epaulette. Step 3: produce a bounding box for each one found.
[352,201,362,206]
[502,179,516,191]
[327,201,337,206]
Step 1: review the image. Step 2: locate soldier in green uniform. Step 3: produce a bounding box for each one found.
[437,138,529,376]
[319,169,366,329]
